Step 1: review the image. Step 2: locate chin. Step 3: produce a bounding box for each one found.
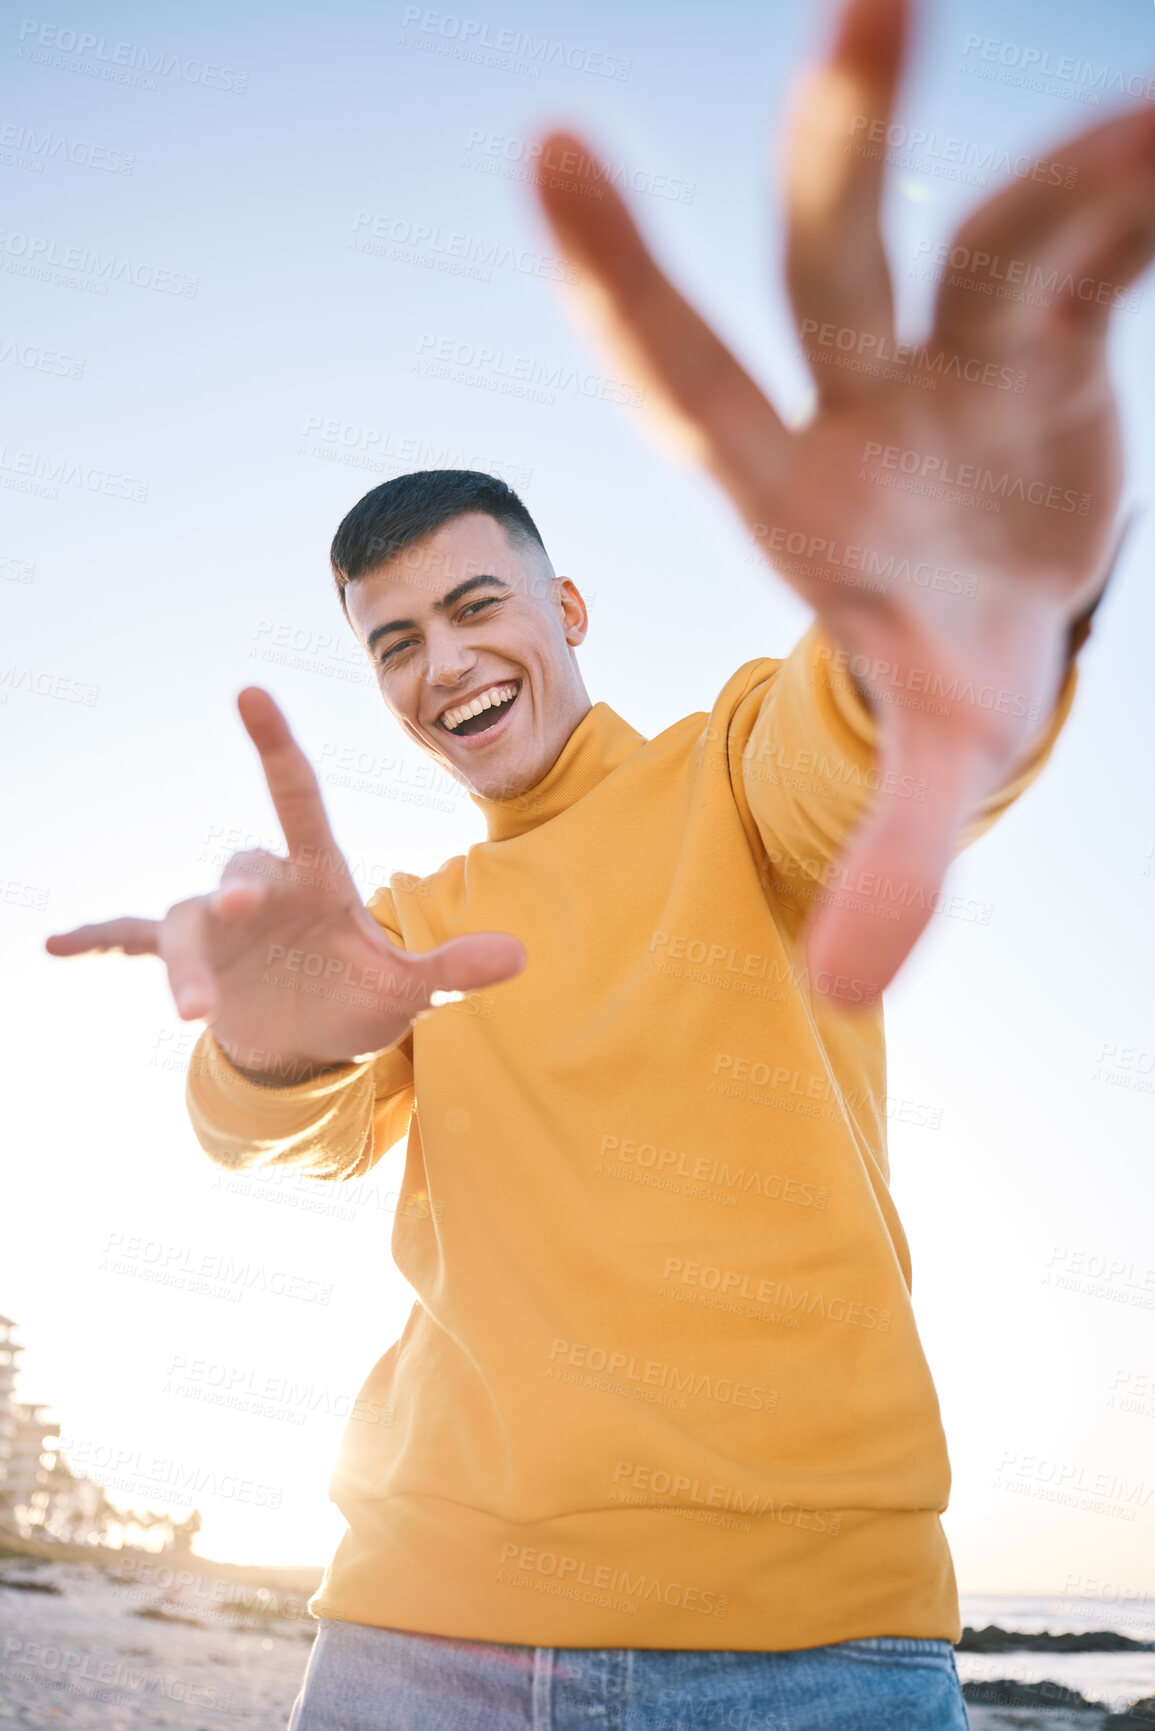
[468,752,536,802]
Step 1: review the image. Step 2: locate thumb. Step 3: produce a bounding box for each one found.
[416,931,527,997]
[803,711,995,1004]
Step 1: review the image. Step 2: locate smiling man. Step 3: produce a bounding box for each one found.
[45,0,1155,1724]
[46,464,1089,1731]
[335,481,593,802]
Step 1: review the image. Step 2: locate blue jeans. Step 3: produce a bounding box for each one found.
[288,1618,970,1729]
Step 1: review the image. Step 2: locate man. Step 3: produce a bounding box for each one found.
[47,0,1155,1724]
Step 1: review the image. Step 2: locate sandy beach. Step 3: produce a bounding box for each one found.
[3,1549,1153,1729]
[0,1553,318,1729]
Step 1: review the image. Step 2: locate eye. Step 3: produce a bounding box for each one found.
[460,597,501,619]
[378,638,416,666]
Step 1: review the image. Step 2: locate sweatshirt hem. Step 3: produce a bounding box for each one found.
[306,1499,962,1651]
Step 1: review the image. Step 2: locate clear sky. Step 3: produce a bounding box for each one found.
[3,0,1154,1597]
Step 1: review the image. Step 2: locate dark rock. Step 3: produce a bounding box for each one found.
[963,1677,1105,1710]
[132,1605,202,1627]
[1106,1696,1155,1729]
[958,1622,1154,1653]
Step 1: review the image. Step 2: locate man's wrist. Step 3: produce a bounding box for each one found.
[212,1034,352,1089]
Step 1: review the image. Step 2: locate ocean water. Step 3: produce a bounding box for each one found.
[957,1592,1155,1718]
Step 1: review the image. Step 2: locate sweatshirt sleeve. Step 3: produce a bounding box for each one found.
[739,619,1079,889]
[183,888,416,1182]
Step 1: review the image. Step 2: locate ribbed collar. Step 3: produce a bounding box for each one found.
[468,701,645,842]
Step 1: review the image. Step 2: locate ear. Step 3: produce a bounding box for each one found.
[557,577,590,647]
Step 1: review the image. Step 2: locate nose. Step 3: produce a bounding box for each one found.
[424,657,475,688]
[420,650,474,688]
[422,635,475,689]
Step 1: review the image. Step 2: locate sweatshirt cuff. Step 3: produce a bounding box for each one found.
[185,1030,376,1169]
[813,629,879,751]
[795,622,880,765]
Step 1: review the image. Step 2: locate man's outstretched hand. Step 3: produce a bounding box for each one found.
[45,689,526,1079]
[533,0,1155,997]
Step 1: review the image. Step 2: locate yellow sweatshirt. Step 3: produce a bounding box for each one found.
[187,622,1077,1650]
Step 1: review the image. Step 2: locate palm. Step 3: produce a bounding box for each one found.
[188,875,410,1070]
[533,0,1154,994]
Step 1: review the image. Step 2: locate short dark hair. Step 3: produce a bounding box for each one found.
[329,469,547,605]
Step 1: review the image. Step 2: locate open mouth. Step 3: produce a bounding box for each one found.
[437,680,521,739]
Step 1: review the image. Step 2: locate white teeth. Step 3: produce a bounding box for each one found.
[440,683,518,732]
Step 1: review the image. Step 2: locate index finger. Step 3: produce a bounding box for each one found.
[236,687,344,863]
[45,917,160,958]
[532,129,787,512]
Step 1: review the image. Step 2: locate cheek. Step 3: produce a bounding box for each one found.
[381,671,416,713]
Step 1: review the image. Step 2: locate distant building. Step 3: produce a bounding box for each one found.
[0,1314,191,1549]
[0,1317,61,1531]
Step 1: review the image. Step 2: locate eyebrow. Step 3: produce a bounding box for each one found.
[365,574,511,655]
